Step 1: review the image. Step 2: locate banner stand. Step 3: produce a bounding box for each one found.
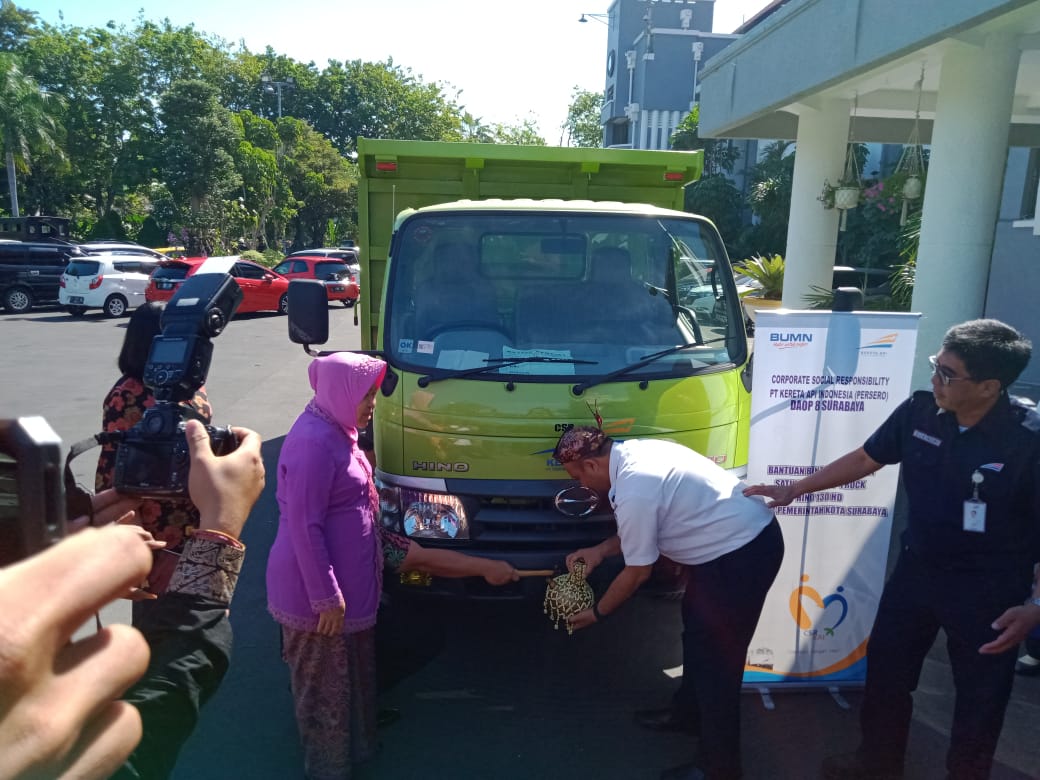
[742,309,920,689]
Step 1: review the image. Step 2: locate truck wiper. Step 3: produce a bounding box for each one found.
[571,339,726,395]
[417,356,597,387]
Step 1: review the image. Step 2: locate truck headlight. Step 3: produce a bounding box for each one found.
[378,484,470,540]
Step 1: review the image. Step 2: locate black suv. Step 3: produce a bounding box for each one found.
[0,240,88,313]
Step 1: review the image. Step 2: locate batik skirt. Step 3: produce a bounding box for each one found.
[281,626,378,780]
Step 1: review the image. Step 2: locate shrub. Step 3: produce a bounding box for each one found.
[734,254,785,300]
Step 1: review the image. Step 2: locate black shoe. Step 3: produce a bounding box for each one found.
[820,751,903,780]
[634,707,700,736]
[660,762,705,780]
[1015,654,1040,676]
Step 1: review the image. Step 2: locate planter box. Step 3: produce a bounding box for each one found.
[742,296,783,323]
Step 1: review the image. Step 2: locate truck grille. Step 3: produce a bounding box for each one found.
[467,496,616,550]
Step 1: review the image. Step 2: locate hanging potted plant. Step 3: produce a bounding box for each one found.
[902,173,924,200]
[821,95,863,231]
[734,253,785,323]
[818,180,837,210]
[833,142,863,230]
[834,178,861,210]
[893,66,928,225]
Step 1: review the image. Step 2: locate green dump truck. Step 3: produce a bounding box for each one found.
[291,138,752,596]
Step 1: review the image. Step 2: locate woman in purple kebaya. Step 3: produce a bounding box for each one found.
[266,352,517,780]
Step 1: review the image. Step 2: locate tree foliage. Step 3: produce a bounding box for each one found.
[670,106,739,175]
[159,79,241,253]
[277,118,356,249]
[562,86,602,147]
[0,0,35,52]
[306,59,462,155]
[2,3,561,249]
[684,174,743,248]
[0,50,64,216]
[738,140,795,259]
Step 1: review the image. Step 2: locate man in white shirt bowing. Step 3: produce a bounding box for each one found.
[557,426,783,780]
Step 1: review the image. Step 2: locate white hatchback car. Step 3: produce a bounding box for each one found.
[59,255,159,317]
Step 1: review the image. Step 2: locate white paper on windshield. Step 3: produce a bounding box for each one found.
[436,350,490,370]
[501,346,576,375]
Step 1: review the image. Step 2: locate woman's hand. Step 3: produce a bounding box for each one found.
[481,560,520,586]
[315,604,345,636]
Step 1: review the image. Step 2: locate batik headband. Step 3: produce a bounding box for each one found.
[553,426,610,464]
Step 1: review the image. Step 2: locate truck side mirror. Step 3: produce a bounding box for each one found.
[288,279,329,345]
[380,370,399,397]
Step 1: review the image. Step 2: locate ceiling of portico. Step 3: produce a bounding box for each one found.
[698,0,1040,146]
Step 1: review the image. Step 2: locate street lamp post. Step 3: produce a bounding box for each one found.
[691,41,704,109]
[578,12,610,25]
[261,73,295,118]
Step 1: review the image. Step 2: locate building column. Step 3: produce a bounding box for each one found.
[782,99,850,308]
[910,33,1020,386]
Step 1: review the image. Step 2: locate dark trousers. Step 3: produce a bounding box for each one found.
[858,549,1026,780]
[672,518,784,780]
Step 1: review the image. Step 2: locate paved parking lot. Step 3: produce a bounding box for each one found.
[2,305,1037,779]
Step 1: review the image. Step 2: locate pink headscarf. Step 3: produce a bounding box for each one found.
[306,352,387,443]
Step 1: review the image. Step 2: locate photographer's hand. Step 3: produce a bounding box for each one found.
[184,420,265,540]
[0,525,154,780]
[66,489,142,534]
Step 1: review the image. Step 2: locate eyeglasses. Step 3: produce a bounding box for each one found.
[928,355,975,386]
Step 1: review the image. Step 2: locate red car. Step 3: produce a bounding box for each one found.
[272,254,360,306]
[146,256,291,314]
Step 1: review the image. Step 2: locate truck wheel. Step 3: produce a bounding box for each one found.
[279,293,289,315]
[3,286,32,314]
[67,306,87,317]
[103,295,128,318]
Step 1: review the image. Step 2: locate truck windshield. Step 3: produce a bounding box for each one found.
[385,211,746,381]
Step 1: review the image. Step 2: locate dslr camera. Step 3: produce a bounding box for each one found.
[0,417,65,566]
[113,272,243,498]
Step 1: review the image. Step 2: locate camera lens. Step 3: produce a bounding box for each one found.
[206,309,227,337]
[144,413,165,435]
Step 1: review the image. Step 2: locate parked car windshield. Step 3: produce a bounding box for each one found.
[64,260,101,277]
[385,211,746,381]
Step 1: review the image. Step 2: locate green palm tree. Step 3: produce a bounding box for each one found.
[0,53,64,217]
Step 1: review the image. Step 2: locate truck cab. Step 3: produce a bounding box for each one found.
[288,139,751,596]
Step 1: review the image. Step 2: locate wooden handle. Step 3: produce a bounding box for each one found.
[515,569,556,578]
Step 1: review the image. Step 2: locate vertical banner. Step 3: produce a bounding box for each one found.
[743,310,920,686]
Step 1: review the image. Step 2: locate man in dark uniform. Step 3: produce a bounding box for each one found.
[744,319,1040,780]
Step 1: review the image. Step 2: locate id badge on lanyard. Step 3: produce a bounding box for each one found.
[963,470,986,533]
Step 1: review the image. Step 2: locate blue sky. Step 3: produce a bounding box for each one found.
[22,0,769,140]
